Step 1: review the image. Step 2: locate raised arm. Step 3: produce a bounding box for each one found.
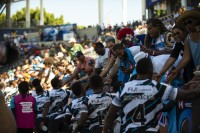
[103,104,120,133]
[104,58,119,83]
[59,44,67,53]
[62,68,80,86]
[100,55,115,78]
[167,39,191,82]
[154,57,176,82]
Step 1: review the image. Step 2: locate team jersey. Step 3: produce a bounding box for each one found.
[84,92,112,130]
[32,90,49,118]
[112,79,177,133]
[48,89,70,120]
[3,87,18,106]
[31,90,49,97]
[65,96,89,128]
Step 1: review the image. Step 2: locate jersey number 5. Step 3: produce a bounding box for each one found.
[132,104,146,125]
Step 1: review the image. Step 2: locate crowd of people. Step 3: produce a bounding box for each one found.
[0,7,200,133]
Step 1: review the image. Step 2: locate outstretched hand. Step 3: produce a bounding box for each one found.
[185,75,200,89]
[140,45,153,55]
[153,74,162,82]
[121,68,132,74]
[166,69,179,83]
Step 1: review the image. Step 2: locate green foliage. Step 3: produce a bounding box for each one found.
[11,7,64,26]
[154,10,167,17]
[77,25,86,30]
[0,14,6,25]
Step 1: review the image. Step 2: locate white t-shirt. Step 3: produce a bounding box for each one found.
[95,48,109,69]
[129,46,141,57]
[44,68,55,82]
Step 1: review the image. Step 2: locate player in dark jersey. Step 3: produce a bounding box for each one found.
[103,57,200,133]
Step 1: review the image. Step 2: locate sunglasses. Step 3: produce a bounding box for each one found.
[182,20,193,26]
[173,31,181,36]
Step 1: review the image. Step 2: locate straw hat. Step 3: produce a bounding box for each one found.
[176,8,200,25]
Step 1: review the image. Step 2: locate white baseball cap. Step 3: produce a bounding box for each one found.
[68,38,77,43]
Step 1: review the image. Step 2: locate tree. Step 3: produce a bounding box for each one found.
[0,14,6,26]
[11,7,64,26]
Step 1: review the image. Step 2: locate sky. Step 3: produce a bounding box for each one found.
[9,0,142,27]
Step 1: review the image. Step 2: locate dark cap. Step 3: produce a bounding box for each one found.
[75,51,83,57]
[105,36,115,43]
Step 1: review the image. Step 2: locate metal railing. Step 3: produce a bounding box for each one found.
[0,20,38,28]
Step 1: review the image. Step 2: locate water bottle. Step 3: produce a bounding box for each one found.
[41,125,48,131]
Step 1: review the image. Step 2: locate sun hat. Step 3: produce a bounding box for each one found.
[176,8,200,25]
[68,38,77,43]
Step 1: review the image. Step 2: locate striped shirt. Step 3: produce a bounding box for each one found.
[65,96,89,128]
[112,79,177,133]
[65,96,88,120]
[84,92,112,130]
[32,90,49,118]
[48,89,70,119]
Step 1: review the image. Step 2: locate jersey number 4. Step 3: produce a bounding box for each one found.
[132,104,146,125]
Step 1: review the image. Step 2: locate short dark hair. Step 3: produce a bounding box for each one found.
[90,74,104,89]
[105,36,115,43]
[18,81,29,97]
[112,43,125,51]
[51,77,61,89]
[136,57,153,75]
[94,42,104,48]
[71,81,82,96]
[32,78,41,88]
[35,86,44,93]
